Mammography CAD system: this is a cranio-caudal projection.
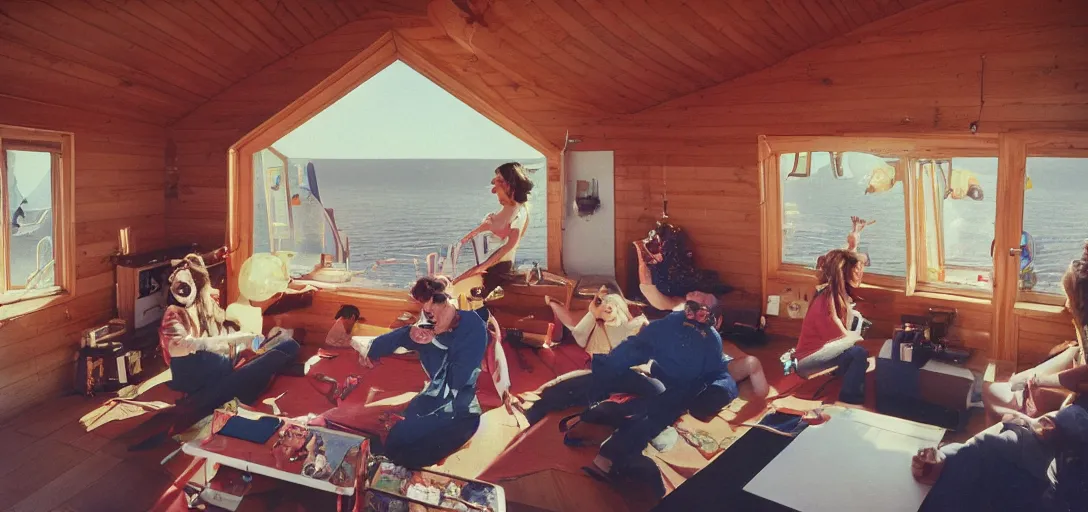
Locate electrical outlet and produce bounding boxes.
[766,295,781,316]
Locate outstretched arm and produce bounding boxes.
[545,296,579,329]
[459,214,493,245]
[634,241,685,311]
[846,216,875,252]
[161,308,258,358]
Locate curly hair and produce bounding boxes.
[496,162,534,204]
[410,276,448,303]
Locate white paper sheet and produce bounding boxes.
[743,409,944,512]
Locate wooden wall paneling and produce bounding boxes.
[170,16,401,251]
[0,96,168,422]
[590,0,1088,364]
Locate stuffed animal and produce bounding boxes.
[547,285,648,356]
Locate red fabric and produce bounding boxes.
[795,293,844,360]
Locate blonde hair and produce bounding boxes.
[1063,241,1088,362]
[817,249,861,327]
[590,286,635,326]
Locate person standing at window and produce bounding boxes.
[458,162,534,298]
[794,249,870,404]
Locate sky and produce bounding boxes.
[273,60,543,160]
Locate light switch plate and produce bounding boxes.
[766,295,781,316]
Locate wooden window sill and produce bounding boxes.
[0,290,72,322]
[1013,301,1067,316]
[289,279,411,302]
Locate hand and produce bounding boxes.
[911,447,944,485]
[359,355,375,369]
[850,216,875,233]
[1010,375,1034,392]
[409,325,436,344]
[237,333,263,348]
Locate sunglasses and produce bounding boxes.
[683,300,720,326]
[412,292,449,305]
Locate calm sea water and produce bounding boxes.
[782,155,1088,295]
[253,158,549,289]
[6,156,1085,298]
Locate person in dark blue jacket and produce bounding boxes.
[358,276,489,468]
[522,292,738,496]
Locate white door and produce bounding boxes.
[562,151,615,278]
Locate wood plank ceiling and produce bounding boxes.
[0,0,929,128]
[0,0,429,125]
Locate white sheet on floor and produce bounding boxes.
[743,408,945,512]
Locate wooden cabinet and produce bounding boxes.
[114,245,226,332]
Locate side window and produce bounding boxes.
[0,129,71,305]
[916,157,998,291]
[1021,157,1088,295]
[780,151,907,277]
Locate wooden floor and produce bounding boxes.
[0,335,1001,512]
[0,394,175,512]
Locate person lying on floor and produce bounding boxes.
[985,242,1087,422]
[791,248,870,404]
[634,246,769,398]
[545,285,648,357]
[911,403,1088,511]
[352,276,489,468]
[160,253,300,414]
[521,292,740,497]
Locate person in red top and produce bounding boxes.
[795,249,869,404]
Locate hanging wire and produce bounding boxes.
[661,162,669,221]
[970,54,986,133]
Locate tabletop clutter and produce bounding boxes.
[182,406,506,511]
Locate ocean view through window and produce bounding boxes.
[771,136,1088,303]
[248,60,547,290]
[780,151,906,277]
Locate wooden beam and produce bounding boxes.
[992,133,1027,363]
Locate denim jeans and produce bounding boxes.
[184,337,300,412]
[798,340,867,403]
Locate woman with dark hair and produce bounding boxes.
[985,241,1088,421]
[458,162,534,297]
[792,248,870,404]
[352,276,489,468]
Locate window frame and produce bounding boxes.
[1016,133,1088,306]
[761,134,999,300]
[0,124,75,308]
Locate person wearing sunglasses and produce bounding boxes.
[634,248,770,400]
[521,291,740,497]
[351,276,489,468]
